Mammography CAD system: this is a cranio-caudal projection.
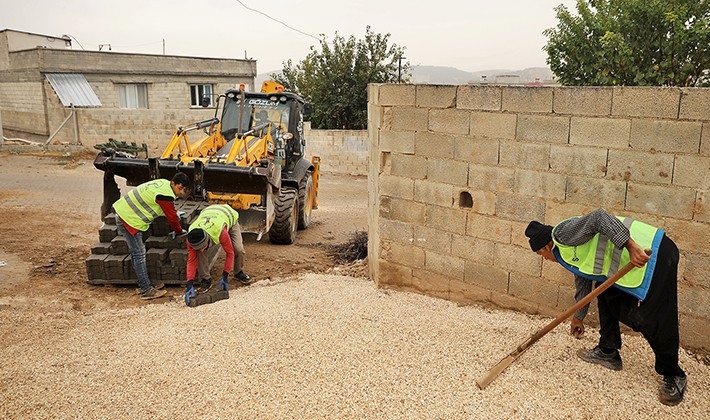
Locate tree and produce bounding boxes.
[271,26,409,129]
[543,0,710,86]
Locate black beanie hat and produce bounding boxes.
[524,221,553,252]
[187,228,208,250]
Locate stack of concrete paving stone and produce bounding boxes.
[85,200,212,286]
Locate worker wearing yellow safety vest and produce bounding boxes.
[525,208,686,406]
[113,173,189,300]
[184,204,251,301]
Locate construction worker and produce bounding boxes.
[184,204,251,302]
[113,173,189,300]
[524,208,686,406]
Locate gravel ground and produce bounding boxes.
[1,273,709,419]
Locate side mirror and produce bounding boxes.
[201,96,211,108]
[303,103,312,116]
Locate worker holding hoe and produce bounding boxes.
[184,204,251,304]
[525,208,687,406]
[113,172,189,300]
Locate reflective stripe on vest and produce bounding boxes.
[188,204,239,244]
[113,179,175,232]
[552,216,664,300]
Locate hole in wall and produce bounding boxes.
[459,191,473,208]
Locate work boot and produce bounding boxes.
[141,287,167,300]
[659,374,687,406]
[197,278,212,293]
[235,271,252,285]
[135,281,165,294]
[576,346,622,371]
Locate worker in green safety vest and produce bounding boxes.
[184,204,251,301]
[113,172,189,300]
[525,208,686,406]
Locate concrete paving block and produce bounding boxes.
[110,236,129,254]
[91,242,111,255]
[187,290,229,307]
[99,224,118,242]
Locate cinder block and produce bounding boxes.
[570,116,630,149]
[415,85,457,109]
[378,84,415,106]
[508,272,560,307]
[423,250,464,280]
[415,132,455,160]
[630,119,701,154]
[456,85,502,111]
[626,183,695,219]
[468,164,514,193]
[499,141,550,170]
[516,114,570,144]
[612,86,680,118]
[379,175,414,200]
[425,205,467,234]
[413,180,454,206]
[553,86,613,116]
[470,111,516,140]
[502,86,553,113]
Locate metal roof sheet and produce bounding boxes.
[45,73,102,107]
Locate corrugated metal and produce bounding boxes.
[45,73,102,107]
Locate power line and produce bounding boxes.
[233,0,320,42]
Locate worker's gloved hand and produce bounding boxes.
[217,271,229,291]
[169,229,188,240]
[177,211,186,219]
[570,317,585,339]
[184,280,196,305]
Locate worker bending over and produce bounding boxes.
[525,208,686,406]
[185,204,251,301]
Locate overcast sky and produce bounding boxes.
[0,0,577,74]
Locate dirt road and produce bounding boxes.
[0,151,368,310]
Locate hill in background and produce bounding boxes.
[256,65,555,87]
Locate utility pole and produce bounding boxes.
[398,56,406,83]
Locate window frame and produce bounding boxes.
[118,83,148,109]
[190,83,214,108]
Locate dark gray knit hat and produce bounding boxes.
[524,221,553,252]
[187,228,209,250]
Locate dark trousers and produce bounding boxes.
[597,235,684,377]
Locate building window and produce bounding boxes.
[118,84,148,109]
[191,84,213,107]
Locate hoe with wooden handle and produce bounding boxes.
[475,249,651,390]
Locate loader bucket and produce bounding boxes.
[94,153,280,234]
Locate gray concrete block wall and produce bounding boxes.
[305,123,368,175]
[368,83,710,352]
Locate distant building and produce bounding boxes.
[495,74,521,84]
[0,29,256,149]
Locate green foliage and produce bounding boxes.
[270,26,409,129]
[544,0,710,86]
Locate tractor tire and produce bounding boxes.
[297,172,313,230]
[268,187,298,244]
